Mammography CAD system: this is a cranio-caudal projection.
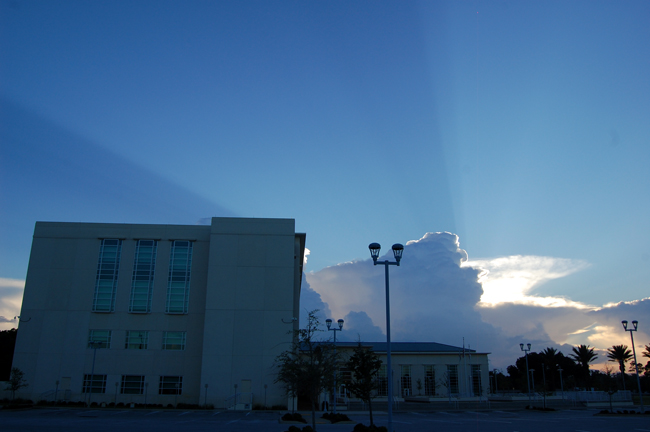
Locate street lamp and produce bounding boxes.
[326,318,344,414]
[622,320,645,413]
[520,343,532,404]
[558,367,564,400]
[369,242,403,432]
[530,369,536,401]
[87,340,102,406]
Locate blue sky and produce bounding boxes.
[1,1,649,367]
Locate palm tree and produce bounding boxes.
[541,347,561,390]
[643,344,650,360]
[606,345,632,391]
[570,345,597,389]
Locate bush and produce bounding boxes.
[301,426,314,432]
[322,412,351,423]
[353,423,387,432]
[287,426,302,432]
[282,412,306,423]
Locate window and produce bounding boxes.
[88,330,111,348]
[424,365,435,396]
[130,240,157,313]
[400,365,412,397]
[125,331,148,349]
[83,374,106,393]
[377,364,387,396]
[121,375,145,394]
[471,364,482,396]
[93,239,122,312]
[162,331,186,350]
[166,241,192,314]
[447,365,459,394]
[159,376,182,395]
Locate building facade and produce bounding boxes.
[12,218,306,408]
[335,342,490,403]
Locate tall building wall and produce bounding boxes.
[12,218,305,408]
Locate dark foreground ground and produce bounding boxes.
[1,407,649,432]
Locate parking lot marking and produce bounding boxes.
[178,411,192,416]
[145,410,160,415]
[212,411,221,416]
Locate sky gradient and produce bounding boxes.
[1,1,649,369]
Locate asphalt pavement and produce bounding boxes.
[1,407,649,432]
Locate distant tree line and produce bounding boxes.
[0,328,17,381]
[500,343,650,394]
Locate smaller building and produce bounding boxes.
[334,342,490,403]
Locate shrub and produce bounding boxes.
[282,412,306,423]
[301,426,314,432]
[322,412,351,423]
[287,426,301,432]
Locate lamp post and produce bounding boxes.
[558,367,564,400]
[87,340,102,406]
[622,320,645,413]
[326,318,344,414]
[520,343,532,404]
[369,242,404,432]
[530,369,536,401]
[204,383,208,407]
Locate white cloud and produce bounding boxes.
[0,278,24,330]
[303,232,649,370]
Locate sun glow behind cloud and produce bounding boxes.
[467,255,591,308]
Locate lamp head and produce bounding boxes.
[632,320,638,330]
[337,319,344,330]
[392,243,404,264]
[325,318,332,329]
[520,343,524,351]
[527,343,531,351]
[622,320,628,330]
[369,243,381,263]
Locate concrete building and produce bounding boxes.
[12,217,306,408]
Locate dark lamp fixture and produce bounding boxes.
[622,320,628,330]
[392,243,404,263]
[369,243,381,262]
[326,319,332,329]
[337,319,344,329]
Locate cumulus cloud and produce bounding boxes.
[306,232,507,356]
[0,278,24,330]
[302,232,649,370]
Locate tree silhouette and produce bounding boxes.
[275,310,338,431]
[344,341,382,426]
[570,345,597,389]
[606,345,632,391]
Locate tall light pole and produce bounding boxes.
[520,343,532,404]
[87,340,102,406]
[369,242,404,432]
[326,318,344,413]
[622,320,645,413]
[558,367,564,400]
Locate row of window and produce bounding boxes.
[374,364,482,397]
[93,239,193,314]
[83,374,182,395]
[88,330,186,351]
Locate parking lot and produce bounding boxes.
[1,408,649,432]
